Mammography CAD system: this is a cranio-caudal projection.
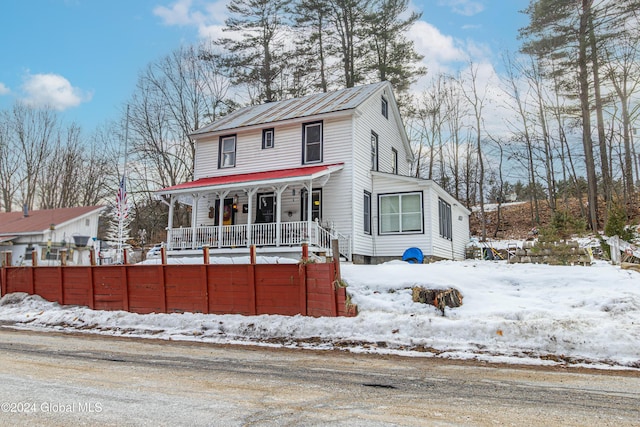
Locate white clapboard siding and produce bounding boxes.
[194,115,353,179]
[424,182,471,260]
[350,83,414,257]
[183,82,470,262]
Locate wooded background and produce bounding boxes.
[1,0,638,244]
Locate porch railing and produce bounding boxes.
[167,221,351,260]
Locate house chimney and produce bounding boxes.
[23,204,28,218]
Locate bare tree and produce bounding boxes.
[0,111,20,211]
[10,103,57,210]
[461,63,489,240]
[603,32,640,211]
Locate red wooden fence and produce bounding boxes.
[0,262,357,317]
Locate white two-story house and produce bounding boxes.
[157,81,470,263]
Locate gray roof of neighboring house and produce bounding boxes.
[192,81,391,135]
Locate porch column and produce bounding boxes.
[191,193,199,249]
[167,195,175,249]
[217,190,230,249]
[245,188,258,247]
[306,179,313,243]
[274,185,287,247]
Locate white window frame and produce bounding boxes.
[378,192,423,234]
[262,128,274,149]
[219,135,236,168]
[381,96,389,119]
[391,148,398,174]
[364,191,372,235]
[371,131,378,171]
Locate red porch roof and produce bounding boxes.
[158,163,344,194]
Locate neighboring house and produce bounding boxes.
[0,206,104,266]
[157,81,470,263]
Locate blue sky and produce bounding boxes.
[0,0,529,132]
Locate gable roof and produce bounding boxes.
[0,206,104,236]
[193,81,391,136]
[158,163,344,196]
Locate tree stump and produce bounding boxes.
[412,287,463,315]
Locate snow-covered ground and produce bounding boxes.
[1,258,638,371]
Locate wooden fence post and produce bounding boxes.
[331,239,341,283]
[1,258,6,296]
[60,250,67,266]
[32,250,38,267]
[249,245,257,315]
[122,265,129,312]
[160,265,167,313]
[203,246,210,265]
[299,263,307,316]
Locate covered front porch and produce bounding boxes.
[157,163,351,261]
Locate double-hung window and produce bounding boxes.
[219,135,236,168]
[371,131,378,171]
[262,128,274,149]
[381,96,389,119]
[378,192,422,234]
[303,121,322,164]
[438,198,452,240]
[391,148,398,174]
[363,191,372,235]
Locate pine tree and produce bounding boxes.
[216,0,292,103]
[363,0,426,93]
[292,0,334,94]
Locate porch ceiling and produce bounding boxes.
[157,163,344,196]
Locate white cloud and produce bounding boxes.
[438,0,485,16]
[408,20,468,76]
[154,0,228,40]
[0,82,9,95]
[21,73,91,110]
[153,0,196,26]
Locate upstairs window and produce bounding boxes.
[219,135,236,168]
[303,121,322,164]
[391,148,398,174]
[262,128,274,149]
[381,96,388,119]
[371,131,379,171]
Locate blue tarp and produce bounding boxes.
[402,247,424,264]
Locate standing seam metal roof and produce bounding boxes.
[192,81,390,135]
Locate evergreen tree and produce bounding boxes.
[520,0,599,231]
[216,0,292,103]
[325,0,371,88]
[292,0,334,94]
[363,0,426,93]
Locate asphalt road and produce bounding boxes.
[0,327,638,426]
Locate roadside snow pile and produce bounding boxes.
[0,260,638,370]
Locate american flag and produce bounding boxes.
[115,174,129,218]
